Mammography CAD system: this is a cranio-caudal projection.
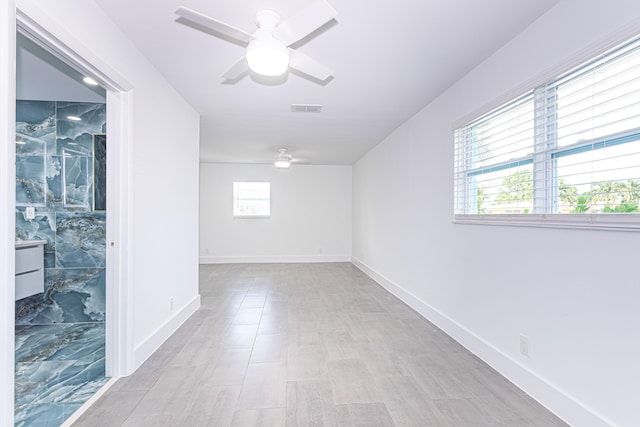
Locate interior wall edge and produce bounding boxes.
[350,257,613,427]
[0,1,16,426]
[132,294,201,373]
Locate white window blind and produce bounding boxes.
[233,181,270,217]
[454,34,640,225]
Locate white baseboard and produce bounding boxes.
[351,256,612,427]
[133,294,200,370]
[199,254,351,264]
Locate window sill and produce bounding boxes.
[453,214,640,231]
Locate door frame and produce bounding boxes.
[14,5,135,378]
[0,1,17,426]
[3,4,136,423]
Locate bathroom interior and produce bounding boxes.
[14,32,108,426]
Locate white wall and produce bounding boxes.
[11,0,200,383]
[0,1,16,426]
[200,163,352,263]
[352,1,640,426]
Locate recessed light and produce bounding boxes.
[67,116,82,121]
[83,76,98,86]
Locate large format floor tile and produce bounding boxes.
[74,263,567,426]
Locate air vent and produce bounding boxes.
[291,104,322,113]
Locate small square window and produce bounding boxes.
[233,181,270,217]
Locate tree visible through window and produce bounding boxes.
[455,34,640,220]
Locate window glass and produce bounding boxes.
[454,33,640,222]
[554,140,640,213]
[469,164,534,214]
[233,182,270,217]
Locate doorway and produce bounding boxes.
[6,7,133,426]
[14,31,108,425]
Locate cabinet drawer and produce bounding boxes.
[16,245,44,274]
[15,269,44,300]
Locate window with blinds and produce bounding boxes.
[454,34,640,227]
[233,181,271,217]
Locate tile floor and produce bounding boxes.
[15,322,108,426]
[74,263,567,426]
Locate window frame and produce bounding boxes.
[453,34,640,232]
[232,181,271,219]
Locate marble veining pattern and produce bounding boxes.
[63,155,91,208]
[15,211,56,268]
[56,102,106,156]
[15,323,108,427]
[55,213,106,268]
[46,155,63,208]
[15,100,55,156]
[15,99,107,426]
[16,268,105,325]
[16,156,46,206]
[16,100,107,326]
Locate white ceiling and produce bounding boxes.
[93,0,559,165]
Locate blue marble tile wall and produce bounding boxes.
[15,100,107,326]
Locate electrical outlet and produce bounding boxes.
[169,297,174,312]
[519,335,530,357]
[25,206,35,220]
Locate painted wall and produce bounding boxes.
[352,1,640,426]
[200,163,352,263]
[13,0,201,376]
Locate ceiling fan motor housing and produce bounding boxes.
[255,10,281,31]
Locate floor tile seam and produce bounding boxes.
[398,358,515,400]
[234,338,258,409]
[198,265,565,425]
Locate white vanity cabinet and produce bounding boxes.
[15,240,46,300]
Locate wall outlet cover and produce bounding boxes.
[25,206,35,220]
[519,335,530,357]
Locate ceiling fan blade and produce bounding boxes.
[175,7,253,44]
[274,0,337,46]
[288,49,332,81]
[221,57,249,80]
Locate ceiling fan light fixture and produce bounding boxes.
[175,3,337,82]
[275,148,292,168]
[246,33,290,77]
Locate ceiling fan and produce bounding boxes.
[175,1,337,82]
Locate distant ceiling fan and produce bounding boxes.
[175,1,337,82]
